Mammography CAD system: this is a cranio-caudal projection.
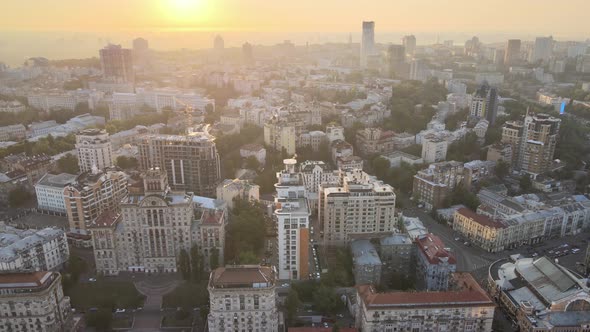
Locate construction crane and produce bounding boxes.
[172,96,194,134]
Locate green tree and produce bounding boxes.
[237,251,258,264]
[244,156,260,170]
[190,245,204,282]
[116,156,139,170]
[372,156,390,179]
[520,175,533,192]
[8,187,33,208]
[495,160,510,179]
[86,309,113,332]
[285,289,301,324]
[312,285,342,315]
[57,153,79,174]
[209,248,220,270]
[178,249,191,280]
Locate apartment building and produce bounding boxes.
[0,100,26,113]
[415,233,457,291]
[138,133,221,197]
[330,139,354,166]
[413,161,464,210]
[0,124,26,141]
[502,113,561,175]
[194,209,225,270]
[299,160,338,212]
[319,169,397,246]
[356,127,396,156]
[351,239,382,285]
[263,117,296,156]
[356,273,495,332]
[64,168,128,233]
[274,159,310,280]
[10,154,53,185]
[216,179,259,210]
[0,224,69,272]
[421,134,448,163]
[207,265,279,332]
[99,44,134,83]
[75,128,114,173]
[0,272,77,332]
[35,173,77,214]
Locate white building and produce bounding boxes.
[0,124,26,142]
[75,128,114,173]
[326,125,345,143]
[299,161,338,212]
[0,224,69,272]
[421,134,448,163]
[216,179,260,210]
[264,118,296,156]
[35,173,77,214]
[319,169,397,246]
[239,144,266,165]
[207,265,279,332]
[274,159,310,280]
[381,151,423,168]
[0,271,77,332]
[0,100,26,113]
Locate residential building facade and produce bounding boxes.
[75,128,114,173]
[415,233,457,291]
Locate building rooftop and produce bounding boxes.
[240,143,265,152]
[36,172,77,188]
[415,233,456,265]
[0,225,65,262]
[380,234,412,246]
[89,211,121,228]
[209,265,276,289]
[200,209,224,226]
[456,208,506,229]
[0,271,55,289]
[351,239,382,266]
[357,273,493,309]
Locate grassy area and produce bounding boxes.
[161,311,193,328]
[111,314,134,329]
[67,280,145,310]
[162,282,208,309]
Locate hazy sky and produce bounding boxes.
[0,0,589,66]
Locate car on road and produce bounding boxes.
[281,283,289,287]
[115,309,125,313]
[532,253,538,257]
[455,237,460,241]
[88,278,96,282]
[463,242,470,246]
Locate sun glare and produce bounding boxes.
[164,0,206,24]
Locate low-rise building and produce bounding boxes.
[336,155,364,171]
[379,234,414,279]
[486,142,512,163]
[356,273,495,331]
[0,224,69,272]
[0,271,77,332]
[489,255,590,332]
[415,233,456,291]
[0,124,26,142]
[351,239,382,286]
[413,161,464,210]
[463,160,496,189]
[35,173,77,214]
[208,265,279,332]
[0,100,26,113]
[216,179,259,209]
[356,127,396,156]
[381,151,423,168]
[239,144,266,165]
[330,139,354,166]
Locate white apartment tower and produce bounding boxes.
[360,21,375,68]
[274,159,310,280]
[75,128,114,173]
[319,169,397,246]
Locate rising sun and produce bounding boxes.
[165,0,206,23]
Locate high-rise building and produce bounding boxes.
[413,161,464,210]
[132,37,149,53]
[75,128,114,173]
[469,83,499,125]
[64,169,128,233]
[387,44,406,77]
[319,169,397,246]
[0,224,70,273]
[0,271,79,331]
[360,21,375,68]
[207,265,279,332]
[99,44,134,83]
[274,159,310,280]
[35,173,77,214]
[402,35,416,56]
[409,58,428,81]
[501,113,561,175]
[530,36,554,63]
[504,39,521,65]
[242,42,254,63]
[213,35,224,50]
[138,133,221,197]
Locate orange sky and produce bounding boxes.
[0,0,589,39]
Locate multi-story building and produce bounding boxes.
[387,44,406,77]
[502,113,560,175]
[274,159,310,280]
[469,83,499,125]
[11,154,53,185]
[0,100,26,113]
[360,21,375,68]
[415,233,456,291]
[0,124,26,141]
[138,133,221,197]
[90,168,196,275]
[463,160,496,189]
[0,271,77,332]
[35,173,77,214]
[413,161,464,210]
[330,139,354,166]
[489,255,590,332]
[402,35,416,56]
[99,44,134,83]
[207,265,279,332]
[299,160,338,212]
[263,117,296,156]
[75,128,114,173]
[356,273,494,332]
[529,36,553,63]
[421,134,448,163]
[378,234,414,280]
[486,142,512,163]
[504,39,521,65]
[0,224,69,272]
[216,179,260,210]
[351,239,382,286]
[194,208,225,270]
[64,168,128,233]
[239,144,266,165]
[453,207,545,253]
[326,124,345,143]
[319,169,397,246]
[356,127,396,156]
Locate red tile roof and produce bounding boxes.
[357,273,494,309]
[456,208,507,229]
[201,209,224,226]
[416,234,456,265]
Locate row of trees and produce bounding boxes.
[0,134,76,159]
[224,199,269,264]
